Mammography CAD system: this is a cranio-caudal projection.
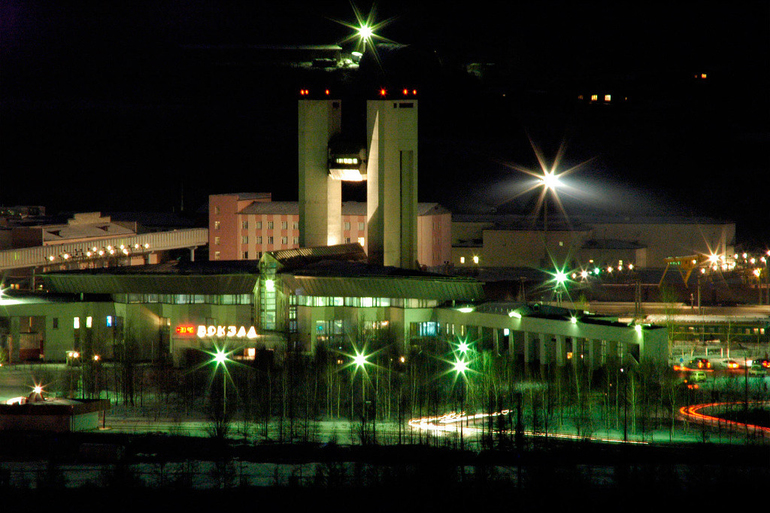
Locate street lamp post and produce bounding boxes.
[213,348,229,419]
[352,350,371,443]
[453,357,468,450]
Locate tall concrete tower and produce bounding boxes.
[366,92,418,269]
[297,88,418,270]
[298,95,343,247]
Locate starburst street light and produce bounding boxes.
[498,137,595,237]
[331,3,397,68]
[209,345,234,418]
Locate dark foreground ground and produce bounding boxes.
[1,428,768,511]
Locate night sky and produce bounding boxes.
[1,1,768,244]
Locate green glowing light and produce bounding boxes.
[453,359,468,374]
[353,351,368,368]
[213,349,228,366]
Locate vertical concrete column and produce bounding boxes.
[327,179,342,246]
[523,331,534,363]
[298,98,342,248]
[366,97,418,269]
[555,335,566,367]
[538,336,548,365]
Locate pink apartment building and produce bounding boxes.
[209,193,451,268]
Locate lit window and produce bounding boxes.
[357,237,365,247]
[604,94,611,102]
[590,94,598,102]
[73,317,80,329]
[473,256,479,264]
[214,221,221,230]
[460,256,466,264]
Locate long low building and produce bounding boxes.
[0,245,669,368]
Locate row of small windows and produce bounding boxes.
[213,220,300,230]
[242,236,299,245]
[290,296,439,309]
[114,294,253,305]
[344,222,366,231]
[242,221,299,230]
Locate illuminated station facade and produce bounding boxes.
[0,88,668,369]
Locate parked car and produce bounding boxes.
[682,370,708,389]
[690,358,711,370]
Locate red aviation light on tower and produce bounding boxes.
[376,87,417,99]
[299,88,336,99]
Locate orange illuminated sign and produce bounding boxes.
[175,324,258,340]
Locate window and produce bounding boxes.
[214,206,220,215]
[345,237,351,243]
[460,256,465,264]
[268,236,274,244]
[53,318,59,329]
[293,237,299,245]
[256,236,263,244]
[344,222,351,231]
[358,222,365,231]
[357,237,365,247]
[473,256,479,264]
[242,220,248,229]
[256,221,262,229]
[243,252,249,259]
[604,94,611,102]
[292,222,299,230]
[214,251,221,260]
[214,237,220,245]
[281,221,288,229]
[267,221,274,229]
[281,237,288,245]
[242,236,248,244]
[214,221,221,230]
